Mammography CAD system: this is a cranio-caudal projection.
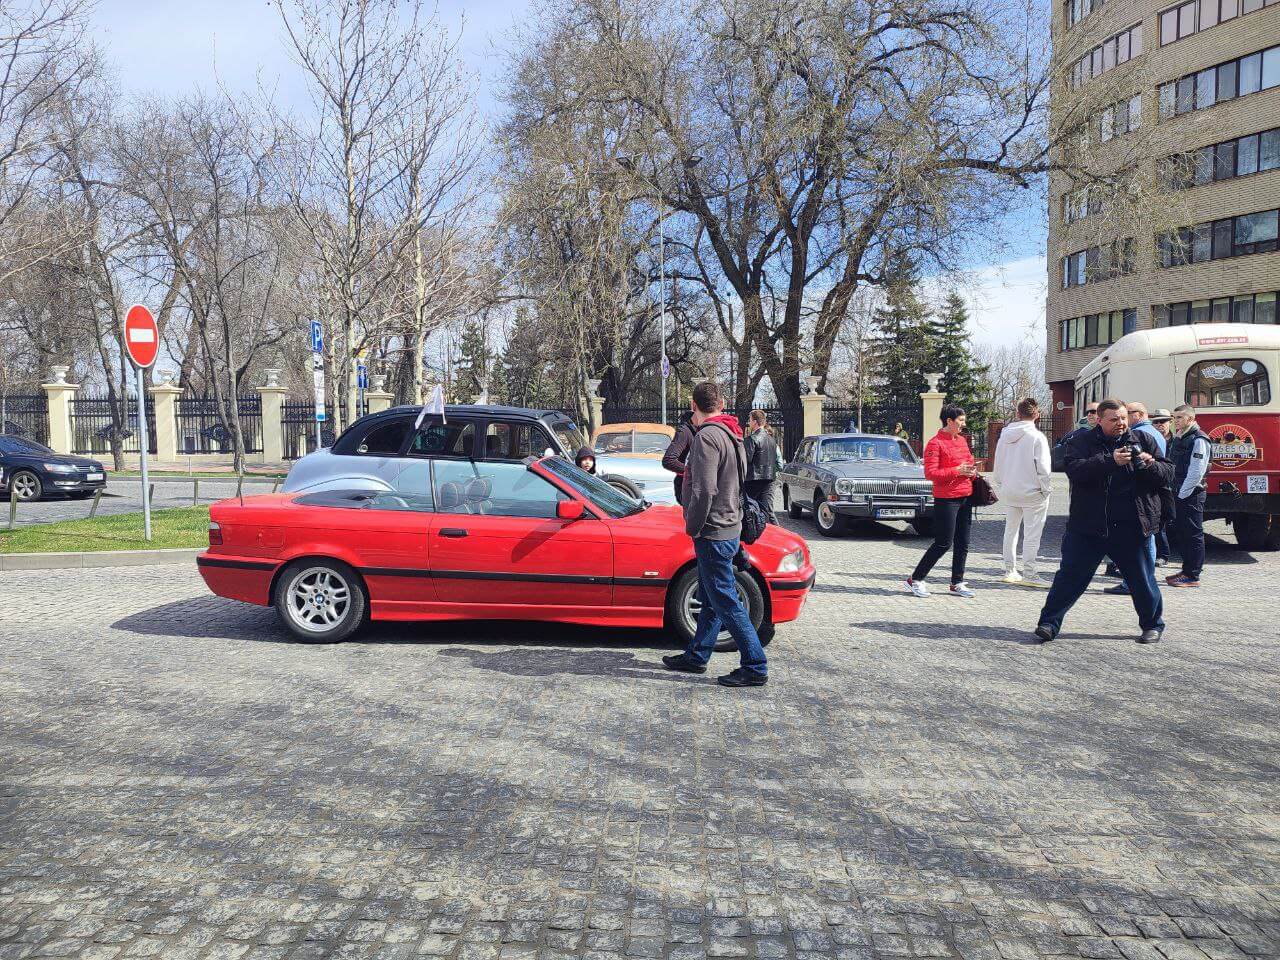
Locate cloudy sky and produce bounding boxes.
[91,0,1048,350]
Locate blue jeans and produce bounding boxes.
[685,537,767,674]
[1040,528,1165,633]
[1119,534,1157,591]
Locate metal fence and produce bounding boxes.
[282,400,335,459]
[176,395,263,454]
[823,403,925,452]
[1,394,49,444]
[70,394,157,455]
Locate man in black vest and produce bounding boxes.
[1033,399,1175,645]
[1166,403,1211,588]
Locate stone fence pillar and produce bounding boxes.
[920,374,946,439]
[150,378,182,461]
[586,379,604,436]
[41,368,78,455]
[801,378,825,438]
[258,371,289,464]
[365,391,395,414]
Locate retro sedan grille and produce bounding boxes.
[843,479,896,495]
[895,479,933,496]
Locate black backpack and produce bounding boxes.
[710,423,768,544]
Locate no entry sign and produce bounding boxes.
[124,304,159,369]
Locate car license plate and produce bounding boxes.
[875,508,914,519]
[87,472,104,481]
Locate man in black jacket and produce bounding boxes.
[662,411,697,506]
[1033,399,1175,645]
[1052,402,1099,472]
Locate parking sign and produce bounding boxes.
[310,320,324,354]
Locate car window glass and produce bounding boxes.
[365,461,435,512]
[548,420,585,456]
[633,432,670,454]
[820,438,905,462]
[409,421,474,458]
[1185,357,1271,406]
[433,460,565,518]
[540,457,640,519]
[483,422,545,461]
[356,420,410,455]
[595,431,632,454]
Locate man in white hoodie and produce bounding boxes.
[994,398,1054,587]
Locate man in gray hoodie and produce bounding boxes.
[994,398,1054,587]
[662,381,768,687]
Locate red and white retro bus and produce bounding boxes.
[1075,323,1280,550]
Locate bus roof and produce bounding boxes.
[1078,324,1280,381]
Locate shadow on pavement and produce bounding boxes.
[110,596,678,650]
[435,645,692,681]
[851,618,1122,645]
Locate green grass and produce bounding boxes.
[0,506,210,554]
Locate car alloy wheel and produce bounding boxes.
[667,566,768,653]
[275,560,367,643]
[10,470,41,502]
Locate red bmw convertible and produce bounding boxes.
[198,455,815,644]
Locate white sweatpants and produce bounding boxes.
[1002,499,1051,576]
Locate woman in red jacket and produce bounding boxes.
[908,404,979,598]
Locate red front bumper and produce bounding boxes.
[764,567,816,624]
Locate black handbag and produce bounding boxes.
[969,473,998,507]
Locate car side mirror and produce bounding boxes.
[556,500,586,522]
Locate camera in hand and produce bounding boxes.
[1128,443,1144,467]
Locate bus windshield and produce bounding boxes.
[1186,357,1272,406]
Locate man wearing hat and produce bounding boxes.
[1151,409,1174,564]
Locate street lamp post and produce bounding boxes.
[659,197,667,426]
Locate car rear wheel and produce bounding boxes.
[274,559,367,643]
[666,565,770,652]
[784,486,804,519]
[601,474,643,500]
[1234,512,1280,551]
[9,470,42,502]
[814,495,847,536]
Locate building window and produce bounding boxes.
[1159,0,1278,45]
[1058,309,1135,352]
[1158,208,1280,266]
[1157,42,1280,119]
[1065,0,1103,29]
[1071,23,1143,88]
[1154,290,1280,327]
[1062,239,1136,287]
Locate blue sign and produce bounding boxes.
[357,364,368,389]
[310,320,323,353]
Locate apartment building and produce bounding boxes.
[1046,0,1280,417]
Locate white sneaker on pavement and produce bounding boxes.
[1019,575,1052,589]
[949,582,975,598]
[1002,570,1023,584]
[906,579,930,598]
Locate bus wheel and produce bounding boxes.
[1234,513,1280,551]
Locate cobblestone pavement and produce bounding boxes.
[2,493,1278,960]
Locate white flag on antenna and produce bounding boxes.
[413,384,447,430]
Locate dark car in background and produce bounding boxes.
[778,433,934,537]
[0,435,106,502]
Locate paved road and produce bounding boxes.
[1,497,1277,960]
[3,478,279,528]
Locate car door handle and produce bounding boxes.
[439,528,468,538]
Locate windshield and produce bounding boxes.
[818,437,912,463]
[539,456,645,519]
[548,419,587,457]
[594,430,671,455]
[0,436,54,456]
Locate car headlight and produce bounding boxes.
[834,478,852,495]
[777,548,804,574]
[43,463,79,473]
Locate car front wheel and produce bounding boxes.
[666,565,769,652]
[274,559,368,643]
[601,473,643,500]
[9,470,42,502]
[814,495,847,536]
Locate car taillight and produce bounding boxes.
[208,521,223,545]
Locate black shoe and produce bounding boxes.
[1103,584,1130,595]
[662,654,706,674]
[716,668,767,687]
[1136,629,1162,645]
[1103,564,1121,578]
[1031,623,1057,644]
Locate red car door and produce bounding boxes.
[427,459,613,611]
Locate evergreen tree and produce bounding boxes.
[454,318,492,402]
[868,254,934,401]
[929,293,996,430]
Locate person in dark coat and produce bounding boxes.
[1033,399,1175,646]
[662,411,697,505]
[575,447,597,474]
[742,409,779,524]
[1052,402,1100,472]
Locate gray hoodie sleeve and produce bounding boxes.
[683,432,716,538]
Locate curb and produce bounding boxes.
[0,548,202,571]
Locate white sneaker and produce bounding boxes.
[949,582,975,598]
[1002,570,1023,584]
[906,579,930,598]
[1020,575,1052,589]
